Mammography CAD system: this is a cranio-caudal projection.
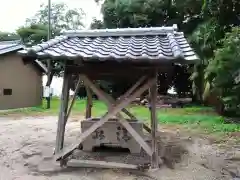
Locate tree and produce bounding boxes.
[202,0,240,26]
[25,3,85,30]
[0,32,20,41]
[205,27,240,116]
[101,0,203,32]
[17,2,85,76]
[189,19,223,102]
[90,18,104,29]
[17,24,49,45]
[18,2,85,46]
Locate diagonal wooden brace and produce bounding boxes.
[82,75,153,156]
[66,75,81,121]
[82,75,145,119]
[82,75,152,133]
[55,76,155,160]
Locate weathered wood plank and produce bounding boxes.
[116,114,153,156]
[66,75,81,120]
[66,64,172,79]
[55,67,70,154]
[143,124,152,134]
[85,86,92,119]
[67,159,138,169]
[116,76,146,103]
[149,72,159,168]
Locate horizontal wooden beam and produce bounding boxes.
[67,159,138,169]
[66,63,172,76]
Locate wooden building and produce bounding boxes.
[19,25,198,170]
[0,40,47,110]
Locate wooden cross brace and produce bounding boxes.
[55,74,155,160]
[81,75,152,156]
[64,75,151,134]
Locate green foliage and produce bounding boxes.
[101,0,203,30]
[90,18,104,29]
[0,32,20,41]
[188,19,224,102]
[206,27,240,116]
[18,2,85,46]
[189,19,223,61]
[25,3,85,31]
[202,0,240,26]
[189,0,240,109]
[17,24,49,45]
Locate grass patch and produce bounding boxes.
[0,98,239,135]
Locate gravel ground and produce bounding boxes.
[0,116,239,180]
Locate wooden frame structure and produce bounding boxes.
[18,25,199,170]
[54,62,161,169]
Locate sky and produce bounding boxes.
[0,0,102,32]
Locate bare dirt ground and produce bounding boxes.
[0,116,239,180]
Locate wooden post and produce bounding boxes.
[150,72,159,169]
[66,76,81,121]
[55,66,70,154]
[85,86,92,119]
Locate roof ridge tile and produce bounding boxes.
[63,25,178,37]
[28,35,68,53]
[167,33,183,58]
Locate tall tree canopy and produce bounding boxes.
[101,0,203,33]
[17,2,85,46]
[189,0,240,107]
[204,27,240,116]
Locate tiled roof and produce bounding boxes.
[18,25,199,64]
[0,40,23,55]
[0,40,47,73]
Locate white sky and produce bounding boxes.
[0,0,102,32]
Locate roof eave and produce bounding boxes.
[18,50,48,73]
[17,50,199,65]
[0,45,24,55]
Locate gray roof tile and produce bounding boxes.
[18,25,199,64]
[0,40,24,55]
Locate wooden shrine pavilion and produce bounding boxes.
[18,24,199,170]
